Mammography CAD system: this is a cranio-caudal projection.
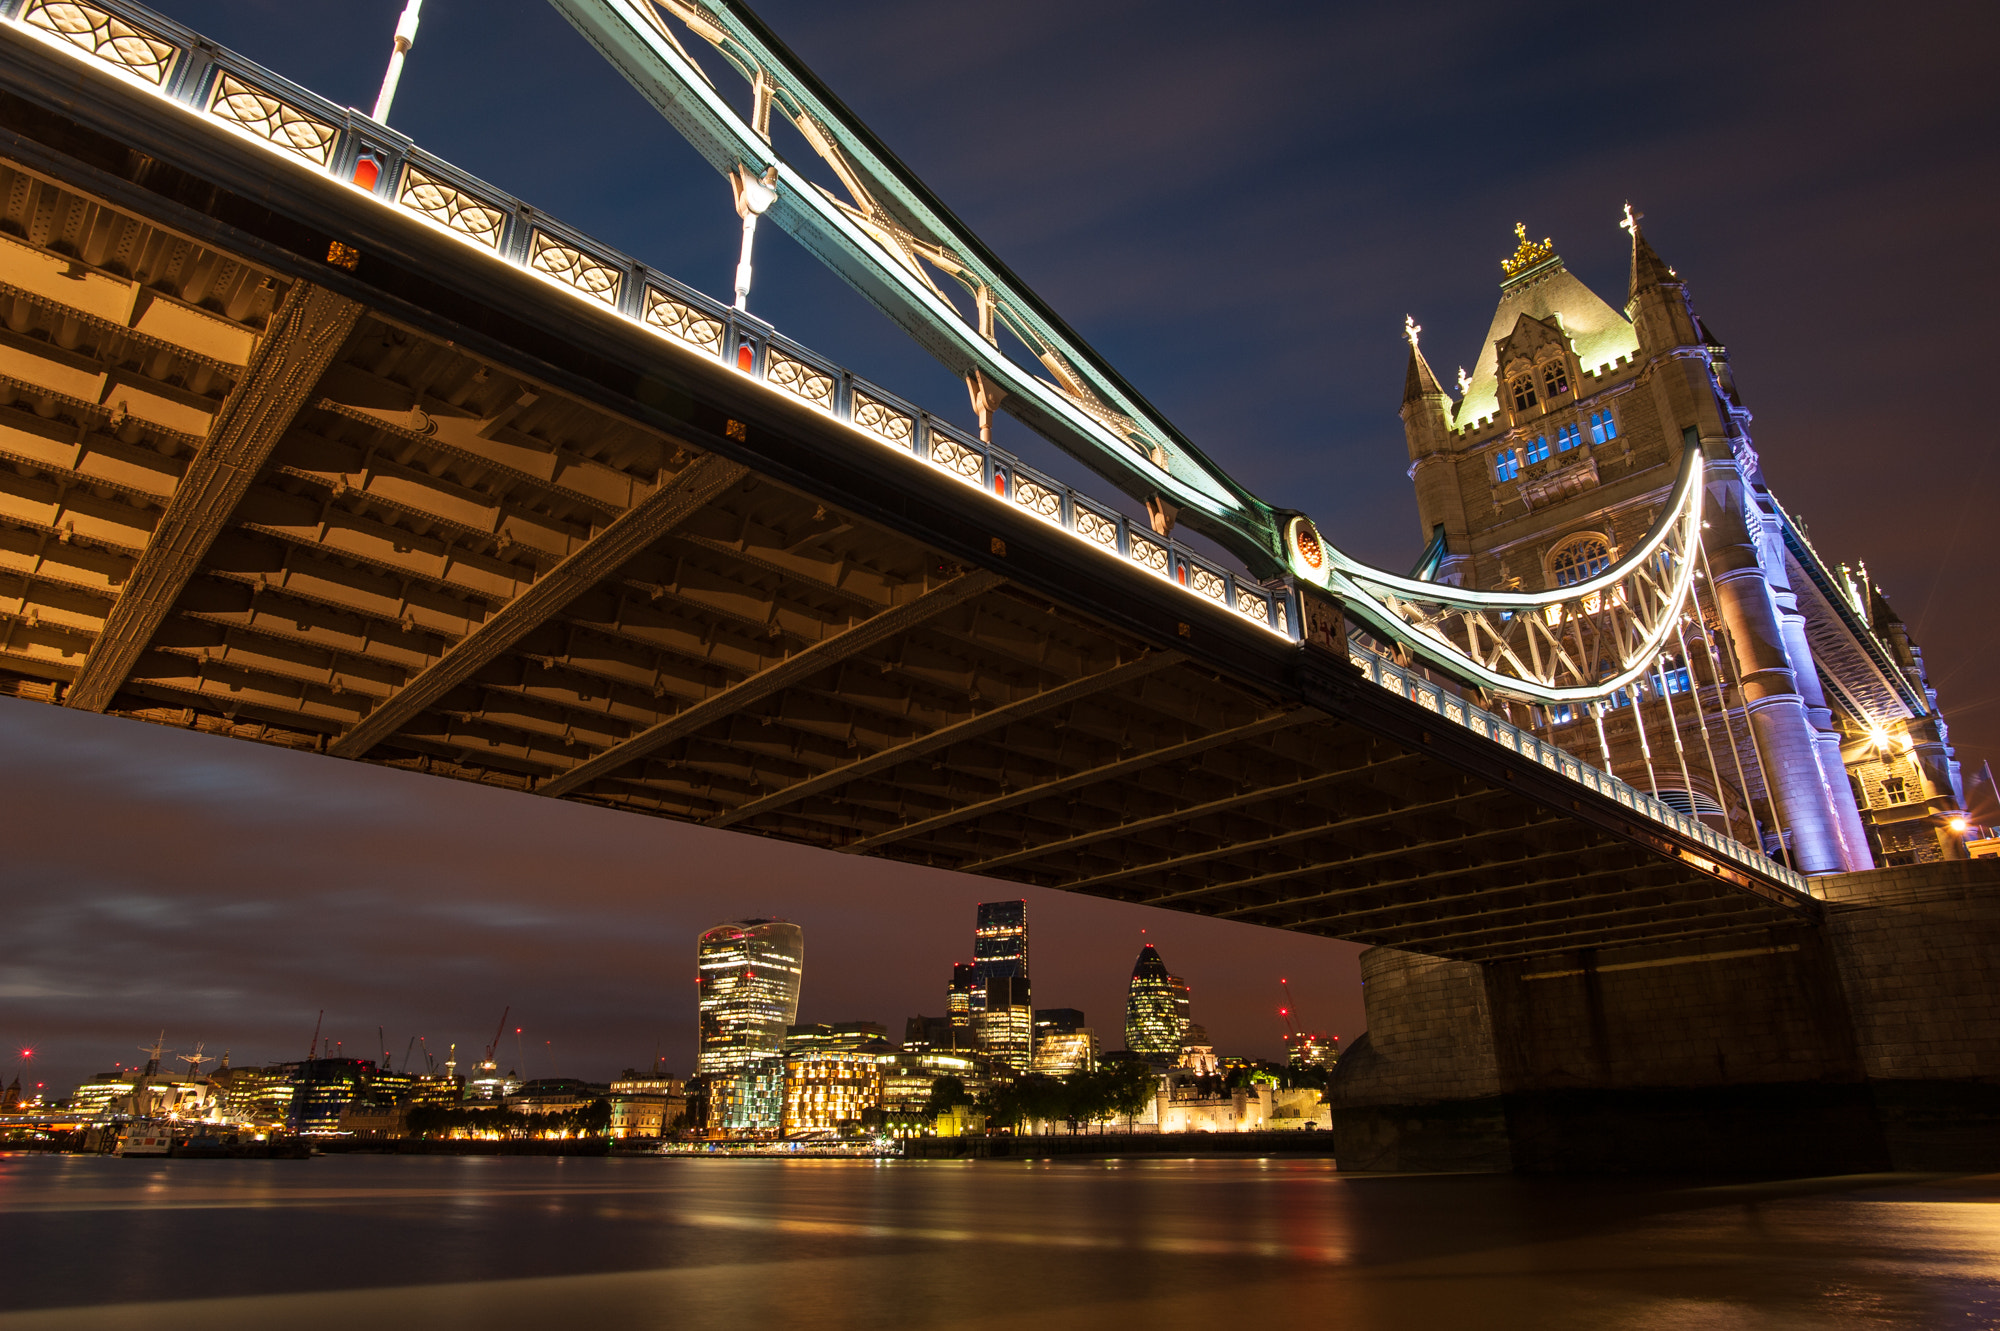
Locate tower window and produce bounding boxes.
[1509,376,1538,411]
[1543,362,1570,397]
[1524,435,1550,465]
[1494,448,1521,482]
[1555,423,1582,452]
[1550,533,1611,586]
[1880,775,1908,805]
[1588,409,1618,444]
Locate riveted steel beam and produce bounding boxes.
[842,708,1313,854]
[329,453,749,759]
[709,650,1182,829]
[66,283,362,712]
[538,569,1006,799]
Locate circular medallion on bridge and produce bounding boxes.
[1289,517,1325,572]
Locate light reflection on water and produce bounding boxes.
[1,1155,1996,1329]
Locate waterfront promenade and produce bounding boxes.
[2,1155,1994,1327]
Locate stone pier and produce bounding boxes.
[1329,859,2000,1173]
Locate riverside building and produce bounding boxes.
[696,918,804,1135]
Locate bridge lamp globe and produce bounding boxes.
[1949,817,1968,835]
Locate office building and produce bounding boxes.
[1033,1009,1099,1075]
[1126,944,1185,1058]
[781,1049,882,1137]
[697,918,805,1135]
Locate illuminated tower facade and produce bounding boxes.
[696,918,804,1134]
[947,962,976,1035]
[1125,945,1183,1059]
[970,901,1032,1070]
[1397,214,1972,870]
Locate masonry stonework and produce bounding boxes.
[1330,859,2000,1173]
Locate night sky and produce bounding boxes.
[4,0,1995,1099]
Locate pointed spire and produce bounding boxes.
[1622,202,1677,300]
[1401,314,1445,403]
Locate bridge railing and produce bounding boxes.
[3,0,1300,645]
[1348,649,1810,895]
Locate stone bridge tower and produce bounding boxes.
[1397,214,1968,872]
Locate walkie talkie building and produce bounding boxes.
[696,919,804,1134]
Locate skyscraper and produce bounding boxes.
[947,962,977,1035]
[972,901,1028,993]
[696,918,804,1135]
[971,901,1031,1071]
[1126,944,1185,1059]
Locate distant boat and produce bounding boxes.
[113,1122,172,1156]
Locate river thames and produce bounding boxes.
[3,1155,1996,1328]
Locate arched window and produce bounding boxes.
[1542,361,1570,397]
[1509,375,1537,411]
[1550,533,1611,586]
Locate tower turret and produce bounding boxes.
[1398,316,1467,562]
[1622,203,1701,354]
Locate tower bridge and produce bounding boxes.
[2,0,1995,1171]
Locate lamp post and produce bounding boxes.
[730,164,779,312]
[371,0,425,124]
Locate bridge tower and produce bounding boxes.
[1396,214,1969,873]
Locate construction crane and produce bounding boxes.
[485,1007,510,1065]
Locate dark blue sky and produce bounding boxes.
[4,0,1995,1095]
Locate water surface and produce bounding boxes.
[3,1154,1996,1328]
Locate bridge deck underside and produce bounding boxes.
[0,78,1813,963]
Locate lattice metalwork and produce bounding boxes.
[551,0,1281,563]
[397,165,507,249]
[1299,449,1706,704]
[643,287,724,353]
[22,0,177,84]
[1129,535,1169,577]
[1074,505,1119,550]
[208,74,339,166]
[1014,477,1061,522]
[765,349,833,410]
[927,431,983,484]
[851,391,911,445]
[528,229,621,303]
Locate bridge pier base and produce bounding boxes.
[1329,859,2000,1173]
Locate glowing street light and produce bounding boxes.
[730,163,779,313]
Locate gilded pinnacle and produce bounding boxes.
[1501,222,1556,278]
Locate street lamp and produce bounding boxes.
[730,163,779,313]
[371,0,424,124]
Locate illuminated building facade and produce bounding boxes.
[969,901,1031,1069]
[1284,1032,1339,1070]
[979,974,1034,1073]
[1033,1009,1099,1074]
[608,1068,686,1138]
[287,1059,379,1134]
[1125,945,1185,1058]
[1398,215,1974,870]
[781,1050,882,1136]
[697,918,804,1135]
[947,962,977,1035]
